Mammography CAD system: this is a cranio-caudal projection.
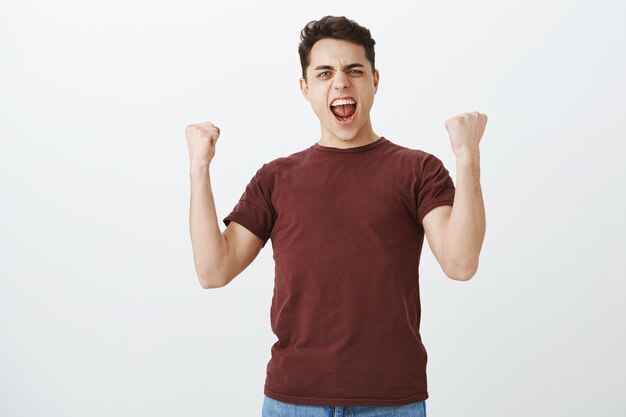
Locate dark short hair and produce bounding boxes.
[298,15,376,81]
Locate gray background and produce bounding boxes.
[1,0,625,416]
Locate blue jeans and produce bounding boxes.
[262,394,426,417]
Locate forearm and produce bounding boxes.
[189,165,229,288]
[444,153,486,279]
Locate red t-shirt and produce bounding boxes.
[223,136,455,407]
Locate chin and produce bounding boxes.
[336,133,358,141]
[334,126,362,141]
[325,120,357,136]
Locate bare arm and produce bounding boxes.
[189,166,264,288]
[430,111,488,280]
[422,156,485,281]
[186,122,264,289]
[189,166,229,288]
[442,155,485,279]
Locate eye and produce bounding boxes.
[350,70,363,75]
[318,71,330,77]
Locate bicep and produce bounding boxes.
[221,220,264,286]
[422,204,452,275]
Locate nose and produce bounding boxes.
[332,71,351,90]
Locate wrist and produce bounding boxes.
[190,164,210,176]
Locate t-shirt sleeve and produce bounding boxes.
[222,164,275,248]
[416,153,456,225]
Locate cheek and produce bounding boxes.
[310,96,329,113]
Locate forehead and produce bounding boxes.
[308,38,368,66]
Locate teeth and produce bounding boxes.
[331,98,356,106]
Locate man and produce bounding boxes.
[185,15,486,415]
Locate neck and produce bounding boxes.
[317,119,379,149]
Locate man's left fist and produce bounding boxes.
[444,111,488,157]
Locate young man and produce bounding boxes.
[186,15,486,415]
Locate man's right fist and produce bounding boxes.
[185,121,221,168]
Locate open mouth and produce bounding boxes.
[330,100,357,124]
[333,111,356,124]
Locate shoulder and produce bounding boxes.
[382,138,436,161]
[382,139,444,175]
[253,146,312,189]
[261,146,313,174]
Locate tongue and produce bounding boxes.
[331,104,356,118]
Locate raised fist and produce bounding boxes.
[185,121,221,168]
[444,111,487,157]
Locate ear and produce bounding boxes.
[373,69,380,93]
[299,77,309,101]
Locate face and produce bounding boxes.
[300,38,380,144]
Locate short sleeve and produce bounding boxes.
[223,164,275,248]
[416,153,456,224]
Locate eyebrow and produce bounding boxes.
[314,63,365,71]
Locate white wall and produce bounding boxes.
[1,0,624,416]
